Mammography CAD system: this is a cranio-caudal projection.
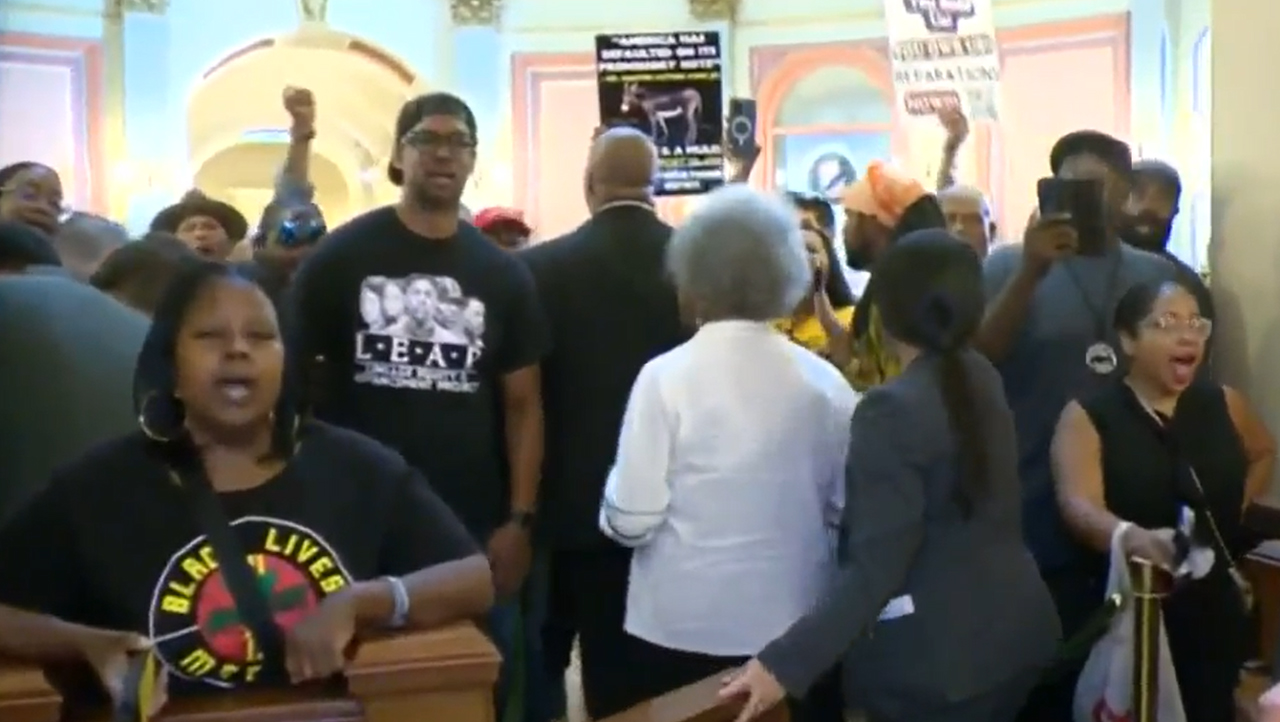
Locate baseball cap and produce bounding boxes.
[474,207,531,234]
[387,93,478,187]
[1049,130,1133,176]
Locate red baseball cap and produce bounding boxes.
[474,207,531,234]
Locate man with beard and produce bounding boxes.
[1122,159,1215,343]
[289,92,549,722]
[838,163,947,389]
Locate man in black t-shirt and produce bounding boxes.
[288,92,548,720]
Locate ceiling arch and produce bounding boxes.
[185,28,425,182]
[193,141,353,227]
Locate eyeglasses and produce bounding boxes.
[1144,315,1213,339]
[401,130,476,155]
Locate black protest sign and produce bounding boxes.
[595,31,724,196]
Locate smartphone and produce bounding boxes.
[726,98,758,155]
[1036,178,1107,255]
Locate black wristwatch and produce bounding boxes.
[511,510,536,530]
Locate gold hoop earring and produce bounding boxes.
[138,391,176,442]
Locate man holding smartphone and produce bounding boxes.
[974,130,1191,722]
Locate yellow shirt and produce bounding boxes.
[774,306,855,356]
[775,305,900,391]
[843,305,901,391]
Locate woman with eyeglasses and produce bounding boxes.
[0,261,492,714]
[0,162,65,235]
[1051,279,1275,722]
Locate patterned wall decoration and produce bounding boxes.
[0,32,106,213]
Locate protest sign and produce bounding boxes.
[885,0,1002,121]
[596,31,724,195]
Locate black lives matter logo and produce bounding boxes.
[147,517,353,689]
[903,0,975,33]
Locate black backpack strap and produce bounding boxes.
[149,439,288,682]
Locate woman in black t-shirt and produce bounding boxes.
[1052,279,1275,722]
[0,261,493,710]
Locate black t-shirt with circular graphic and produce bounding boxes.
[0,420,478,694]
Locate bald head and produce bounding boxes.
[937,184,996,258]
[586,127,659,209]
[938,184,991,216]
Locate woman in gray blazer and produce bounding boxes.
[722,228,1061,722]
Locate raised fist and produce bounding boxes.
[283,86,316,129]
[938,107,969,146]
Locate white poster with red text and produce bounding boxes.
[884,0,1002,121]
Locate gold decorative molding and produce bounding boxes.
[296,0,328,24]
[450,0,502,26]
[688,0,737,22]
[104,0,168,18]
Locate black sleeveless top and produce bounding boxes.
[1081,379,1248,557]
[1081,378,1252,675]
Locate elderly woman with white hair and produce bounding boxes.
[598,185,859,715]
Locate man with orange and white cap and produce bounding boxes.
[475,206,532,251]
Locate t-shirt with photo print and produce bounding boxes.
[289,207,549,539]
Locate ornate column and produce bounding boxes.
[296,0,329,23]
[450,0,503,27]
[687,0,738,22]
[450,0,508,207]
[105,0,177,231]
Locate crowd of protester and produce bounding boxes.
[0,79,1267,722]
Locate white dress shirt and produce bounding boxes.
[600,319,859,656]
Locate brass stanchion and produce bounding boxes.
[1129,557,1173,722]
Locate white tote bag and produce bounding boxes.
[1073,522,1186,722]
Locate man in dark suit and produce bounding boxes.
[521,127,689,721]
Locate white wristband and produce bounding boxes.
[383,576,409,628]
[1111,520,1133,557]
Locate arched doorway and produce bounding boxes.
[193,143,350,232]
[753,45,900,193]
[184,28,424,227]
[769,65,894,198]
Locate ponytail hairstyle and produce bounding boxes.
[873,228,989,516]
[852,193,948,341]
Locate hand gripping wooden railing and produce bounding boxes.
[0,622,500,722]
[1128,557,1173,722]
[599,672,790,722]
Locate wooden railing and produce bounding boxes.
[600,673,789,722]
[0,623,500,722]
